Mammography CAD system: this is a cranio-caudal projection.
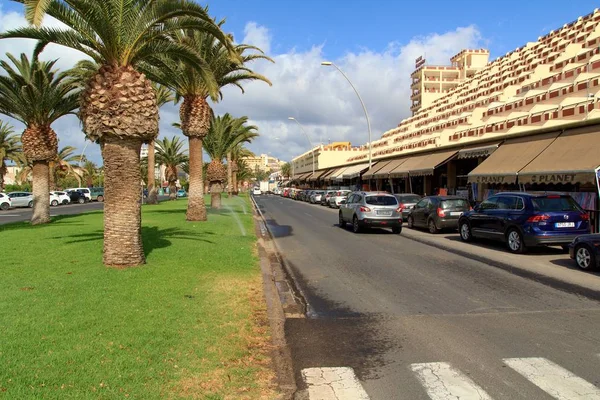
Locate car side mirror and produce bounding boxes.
[340,200,347,205]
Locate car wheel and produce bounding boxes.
[459,221,473,242]
[0,202,9,210]
[62,200,69,205]
[28,201,33,208]
[428,219,439,234]
[97,195,104,202]
[78,197,85,204]
[575,245,596,271]
[392,226,402,234]
[506,228,526,254]
[51,200,58,207]
[352,216,361,233]
[338,212,346,228]
[407,216,414,229]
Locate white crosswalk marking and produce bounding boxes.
[504,357,600,399]
[302,367,370,400]
[411,362,493,400]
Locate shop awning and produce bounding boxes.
[297,172,312,181]
[372,158,408,178]
[362,161,391,179]
[518,127,600,184]
[322,167,343,181]
[391,149,458,178]
[308,169,330,182]
[342,163,370,179]
[468,132,560,184]
[329,167,350,181]
[320,168,337,181]
[457,142,500,159]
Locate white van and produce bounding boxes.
[65,187,92,200]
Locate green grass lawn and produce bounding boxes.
[0,195,278,399]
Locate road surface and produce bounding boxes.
[254,194,600,400]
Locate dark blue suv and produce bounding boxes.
[458,193,589,253]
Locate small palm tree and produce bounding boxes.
[281,162,292,180]
[155,136,188,200]
[0,53,79,224]
[149,20,272,220]
[2,0,235,265]
[82,160,97,187]
[0,121,23,191]
[51,145,80,189]
[203,114,258,208]
[230,145,254,195]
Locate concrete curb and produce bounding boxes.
[250,195,298,399]
[402,230,600,301]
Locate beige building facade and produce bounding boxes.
[243,153,285,173]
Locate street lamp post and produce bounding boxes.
[321,61,372,169]
[288,117,315,178]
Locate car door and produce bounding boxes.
[348,194,361,220]
[483,195,516,235]
[470,196,499,237]
[412,198,429,227]
[423,197,437,226]
[341,194,354,220]
[12,193,24,207]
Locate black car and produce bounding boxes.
[569,234,600,271]
[407,196,471,233]
[68,190,89,204]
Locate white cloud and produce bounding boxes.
[0,6,485,166]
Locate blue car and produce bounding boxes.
[458,193,590,253]
[569,234,600,271]
[177,189,187,198]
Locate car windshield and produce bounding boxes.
[396,195,421,203]
[532,196,582,212]
[441,199,469,209]
[365,195,398,206]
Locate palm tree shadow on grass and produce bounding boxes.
[55,226,215,258]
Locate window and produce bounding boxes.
[515,197,524,210]
[496,196,518,210]
[441,199,469,209]
[532,196,582,212]
[396,195,421,203]
[479,197,499,210]
[415,199,428,209]
[365,196,398,206]
[346,194,356,204]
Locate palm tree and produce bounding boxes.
[281,162,292,180]
[0,121,23,191]
[3,0,235,266]
[50,145,80,189]
[230,145,254,195]
[82,160,97,187]
[146,84,175,205]
[0,53,79,224]
[148,20,272,220]
[203,114,258,209]
[155,136,188,200]
[235,160,253,193]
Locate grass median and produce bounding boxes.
[0,195,279,399]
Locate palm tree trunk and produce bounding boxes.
[186,137,207,221]
[227,152,232,197]
[169,181,177,200]
[146,141,158,204]
[48,164,56,190]
[31,161,50,225]
[232,173,238,195]
[0,162,6,191]
[211,182,222,209]
[102,137,145,267]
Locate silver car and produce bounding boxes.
[329,190,351,208]
[394,193,422,220]
[8,192,33,208]
[310,190,325,204]
[339,192,403,234]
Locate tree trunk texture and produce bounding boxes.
[31,161,50,225]
[146,140,158,204]
[186,137,207,221]
[0,162,5,191]
[48,164,56,190]
[226,152,232,197]
[210,182,222,209]
[102,137,145,267]
[232,173,238,195]
[169,181,177,200]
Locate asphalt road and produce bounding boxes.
[254,194,600,399]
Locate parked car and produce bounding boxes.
[90,187,104,202]
[7,192,33,208]
[51,191,71,205]
[408,196,470,233]
[303,190,314,202]
[282,188,290,198]
[458,193,590,254]
[65,187,91,201]
[49,192,61,206]
[329,190,351,208]
[0,193,12,210]
[321,190,336,206]
[394,193,422,220]
[252,187,261,195]
[310,190,325,204]
[177,189,187,198]
[339,192,402,234]
[294,190,304,201]
[569,234,600,271]
[68,190,89,204]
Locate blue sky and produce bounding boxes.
[1,1,599,165]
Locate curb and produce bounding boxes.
[402,230,600,301]
[250,195,299,399]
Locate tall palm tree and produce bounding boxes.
[281,162,292,180]
[50,145,80,189]
[0,121,23,191]
[146,83,175,205]
[203,114,258,209]
[149,20,272,220]
[230,145,254,195]
[155,136,188,200]
[2,0,235,266]
[0,53,79,224]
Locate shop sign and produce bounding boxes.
[470,175,510,184]
[458,147,497,159]
[520,173,580,184]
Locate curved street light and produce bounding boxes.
[288,117,315,177]
[321,61,372,168]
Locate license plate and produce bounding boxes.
[377,210,392,216]
[555,222,575,228]
[450,212,463,216]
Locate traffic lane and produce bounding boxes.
[256,195,598,317]
[0,202,104,225]
[255,196,600,399]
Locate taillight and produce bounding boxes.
[527,214,550,222]
[359,206,371,212]
[437,207,446,217]
[469,206,473,211]
[396,204,405,212]
[581,213,590,221]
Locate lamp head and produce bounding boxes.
[321,61,333,66]
[288,117,295,120]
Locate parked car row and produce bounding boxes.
[0,188,105,210]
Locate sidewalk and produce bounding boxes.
[402,227,600,300]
